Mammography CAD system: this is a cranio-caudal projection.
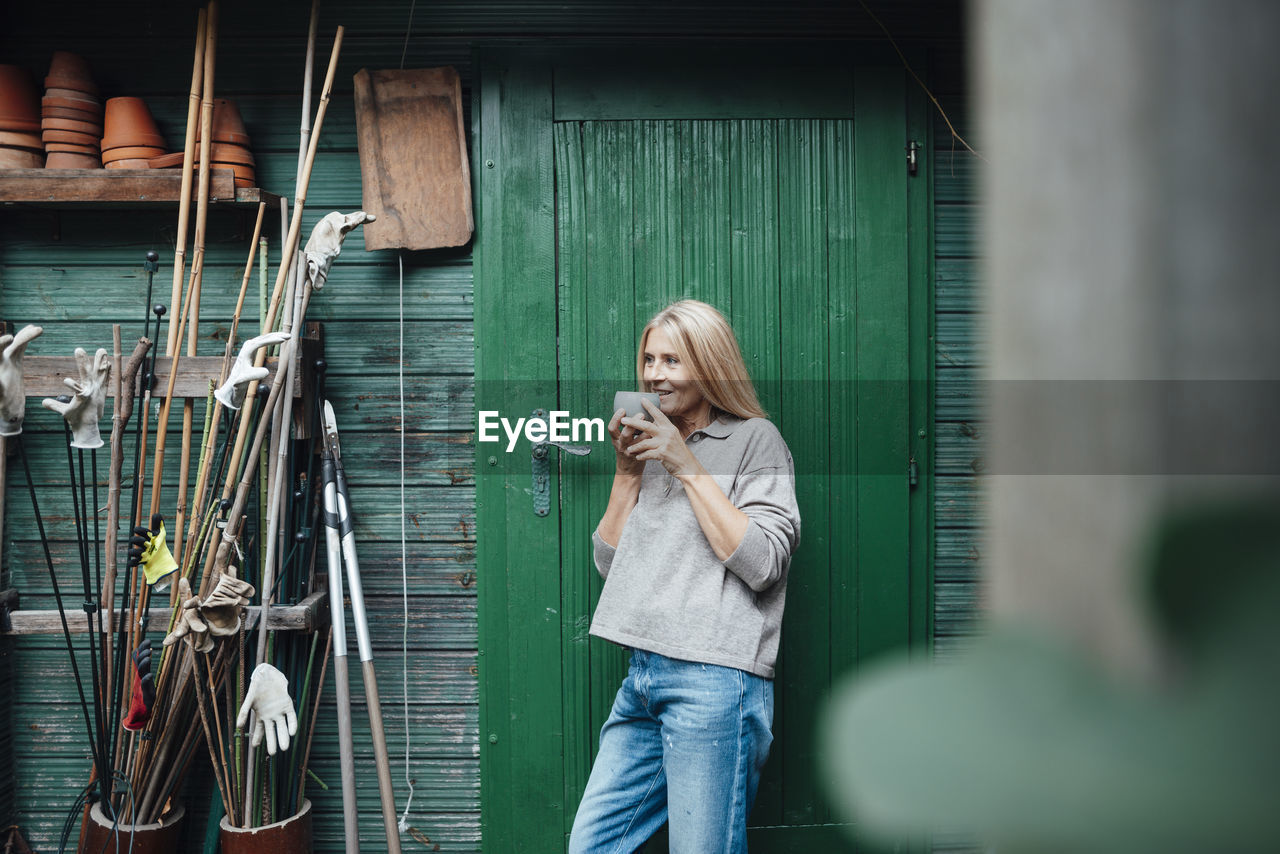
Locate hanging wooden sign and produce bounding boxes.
[353,66,474,251]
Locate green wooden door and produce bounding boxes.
[476,46,933,853]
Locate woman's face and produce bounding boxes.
[643,327,708,424]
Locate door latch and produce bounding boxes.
[530,409,591,516]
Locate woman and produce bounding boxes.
[569,300,801,854]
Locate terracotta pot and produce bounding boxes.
[0,129,43,150]
[42,95,104,115]
[45,151,96,168]
[45,51,97,96]
[102,97,165,149]
[197,98,251,145]
[102,145,164,163]
[234,177,255,189]
[41,116,103,135]
[78,802,184,854]
[219,799,311,854]
[45,151,100,169]
[42,128,99,145]
[43,104,105,122]
[104,158,154,169]
[45,141,99,153]
[146,151,184,168]
[44,86,101,102]
[0,146,45,168]
[0,64,41,131]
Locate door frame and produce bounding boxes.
[473,42,935,853]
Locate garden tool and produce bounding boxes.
[304,210,376,291]
[0,324,42,436]
[324,399,402,854]
[128,515,179,590]
[237,662,298,756]
[122,640,155,731]
[163,577,214,654]
[322,411,360,851]
[41,347,111,449]
[213,330,291,411]
[201,564,255,636]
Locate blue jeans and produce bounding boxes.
[569,650,775,854]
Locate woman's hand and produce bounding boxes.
[608,408,646,475]
[620,399,703,477]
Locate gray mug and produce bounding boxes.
[612,391,660,422]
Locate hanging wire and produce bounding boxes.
[397,0,420,834]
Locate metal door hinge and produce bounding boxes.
[908,456,919,488]
[906,140,920,176]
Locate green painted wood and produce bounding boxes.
[907,74,936,659]
[553,120,594,838]
[578,119,636,780]
[541,60,930,850]
[853,67,912,666]
[555,62,855,120]
[473,51,564,854]
[776,117,834,826]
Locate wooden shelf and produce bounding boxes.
[1,589,328,636]
[0,168,281,209]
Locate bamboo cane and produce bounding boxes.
[200,26,344,592]
[183,203,267,564]
[171,0,219,565]
[167,8,207,359]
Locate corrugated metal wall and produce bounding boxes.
[0,2,974,851]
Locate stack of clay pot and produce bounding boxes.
[151,98,255,188]
[0,64,47,168]
[102,97,166,169]
[41,51,104,169]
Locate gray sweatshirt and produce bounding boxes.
[590,415,801,678]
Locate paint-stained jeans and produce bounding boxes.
[568,649,774,854]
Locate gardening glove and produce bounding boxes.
[201,564,255,637]
[128,514,179,591]
[163,577,214,654]
[42,347,111,449]
[0,324,43,436]
[122,639,156,731]
[236,662,298,756]
[304,210,376,291]
[213,331,291,411]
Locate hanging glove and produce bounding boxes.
[236,662,298,755]
[0,324,43,436]
[162,577,214,654]
[128,514,178,590]
[42,347,111,449]
[122,639,156,731]
[213,331,292,411]
[304,210,376,291]
[201,564,255,637]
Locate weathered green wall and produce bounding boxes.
[0,2,974,851]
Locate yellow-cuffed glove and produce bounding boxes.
[128,514,178,590]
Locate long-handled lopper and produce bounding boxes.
[323,400,402,854]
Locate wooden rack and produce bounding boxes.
[0,168,281,208]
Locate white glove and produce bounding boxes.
[236,662,298,755]
[0,325,43,436]
[213,331,291,411]
[42,347,111,449]
[304,210,376,291]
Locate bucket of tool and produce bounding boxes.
[78,801,185,854]
[219,798,313,853]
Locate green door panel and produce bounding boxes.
[476,46,932,854]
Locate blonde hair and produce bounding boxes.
[636,300,767,420]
